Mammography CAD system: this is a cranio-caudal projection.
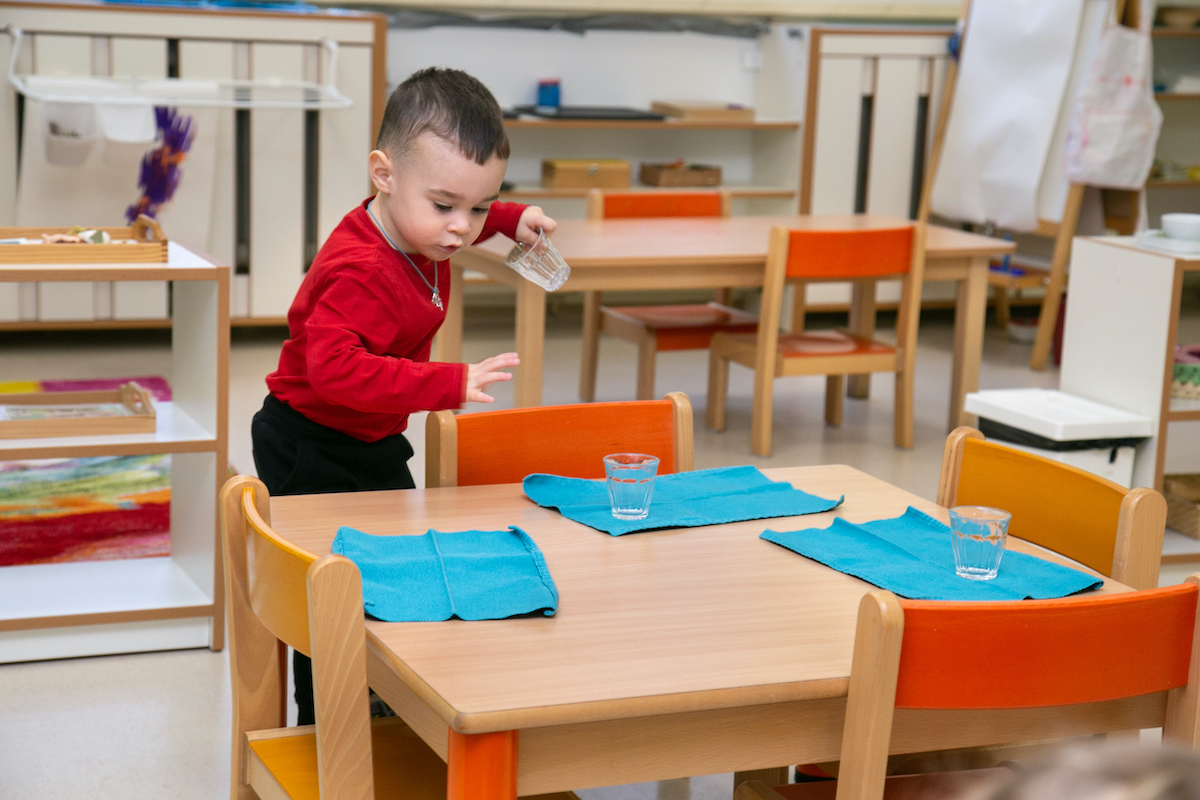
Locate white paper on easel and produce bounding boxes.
[930,0,1087,231]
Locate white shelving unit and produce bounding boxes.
[0,242,229,663]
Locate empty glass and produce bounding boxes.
[505,229,571,291]
[949,506,1011,581]
[603,453,659,520]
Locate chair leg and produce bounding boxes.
[993,286,1011,328]
[635,333,657,401]
[825,375,845,426]
[714,287,734,305]
[751,368,775,457]
[706,347,729,431]
[894,366,915,449]
[579,291,602,402]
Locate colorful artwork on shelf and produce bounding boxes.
[0,454,170,566]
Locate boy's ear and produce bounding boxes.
[368,149,394,194]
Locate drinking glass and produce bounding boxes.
[603,453,659,520]
[949,505,1011,581]
[505,229,571,291]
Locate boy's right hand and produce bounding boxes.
[466,352,520,403]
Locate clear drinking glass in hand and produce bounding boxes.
[603,453,659,521]
[505,229,571,291]
[949,505,1011,581]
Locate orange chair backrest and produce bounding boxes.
[783,226,913,280]
[953,437,1125,577]
[455,400,679,486]
[240,485,317,655]
[602,191,725,219]
[894,583,1198,709]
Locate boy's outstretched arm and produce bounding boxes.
[466,352,520,403]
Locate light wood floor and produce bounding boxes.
[0,307,1061,800]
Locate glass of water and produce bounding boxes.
[505,229,571,291]
[603,453,659,521]
[949,506,1011,581]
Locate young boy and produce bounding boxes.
[251,67,556,724]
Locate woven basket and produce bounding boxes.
[1165,474,1200,541]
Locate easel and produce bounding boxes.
[926,0,1141,373]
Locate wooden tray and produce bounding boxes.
[0,215,167,264]
[0,382,156,439]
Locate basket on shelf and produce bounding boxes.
[1165,474,1200,540]
[1174,344,1200,399]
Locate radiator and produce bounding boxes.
[0,1,384,326]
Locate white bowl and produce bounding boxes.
[1163,213,1200,242]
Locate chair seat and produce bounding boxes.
[737,769,1012,800]
[601,302,758,351]
[247,717,447,800]
[713,329,896,373]
[247,717,581,800]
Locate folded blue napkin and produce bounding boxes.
[331,525,558,622]
[523,465,843,536]
[762,506,1102,601]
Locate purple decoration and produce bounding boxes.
[125,107,195,224]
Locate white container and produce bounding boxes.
[98,104,157,170]
[964,388,1153,489]
[1162,213,1200,242]
[43,102,98,166]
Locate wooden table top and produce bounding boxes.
[468,214,1015,267]
[268,464,1117,734]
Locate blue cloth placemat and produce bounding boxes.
[331,525,558,622]
[523,465,843,536]
[762,506,1102,601]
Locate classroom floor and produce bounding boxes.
[0,306,1060,800]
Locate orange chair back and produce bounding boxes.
[894,583,1198,710]
[601,191,725,219]
[454,400,681,486]
[952,437,1125,577]
[783,226,914,280]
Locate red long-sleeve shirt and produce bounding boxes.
[266,197,526,442]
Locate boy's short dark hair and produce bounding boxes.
[376,67,510,165]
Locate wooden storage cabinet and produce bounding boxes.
[0,243,229,663]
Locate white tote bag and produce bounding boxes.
[1064,7,1162,189]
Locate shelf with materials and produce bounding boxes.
[499,184,797,200]
[0,242,229,664]
[504,118,799,131]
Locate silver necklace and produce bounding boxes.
[367,200,443,311]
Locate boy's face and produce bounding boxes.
[369,132,507,262]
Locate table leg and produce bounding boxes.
[437,262,465,363]
[513,280,546,408]
[448,729,517,800]
[949,256,988,431]
[847,280,877,399]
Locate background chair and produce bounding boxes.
[737,579,1200,800]
[220,474,447,800]
[706,224,922,456]
[939,427,1167,591]
[426,392,693,488]
[579,188,757,402]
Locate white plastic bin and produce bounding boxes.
[963,389,1154,489]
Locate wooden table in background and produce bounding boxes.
[446,215,1014,432]
[269,465,1138,799]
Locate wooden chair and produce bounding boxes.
[579,188,758,402]
[706,224,923,456]
[221,473,447,800]
[736,579,1200,800]
[939,427,1167,591]
[426,392,693,488]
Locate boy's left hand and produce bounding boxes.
[515,206,557,246]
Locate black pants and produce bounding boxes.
[251,394,415,725]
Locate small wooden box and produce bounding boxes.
[1165,474,1200,540]
[542,159,631,190]
[0,215,167,264]
[0,382,156,439]
[650,101,755,122]
[639,162,723,187]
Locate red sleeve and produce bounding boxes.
[303,269,467,415]
[474,201,528,245]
